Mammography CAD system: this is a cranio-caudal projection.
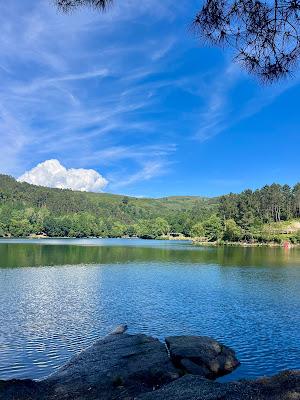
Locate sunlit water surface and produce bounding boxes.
[0,238,299,382]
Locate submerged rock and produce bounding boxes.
[165,335,239,379]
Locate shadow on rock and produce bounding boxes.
[0,325,299,400]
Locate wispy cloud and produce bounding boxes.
[194,62,244,141]
[0,103,28,173]
[12,69,109,95]
[194,59,300,142]
[0,0,184,183]
[1,0,299,196]
[83,144,176,188]
[109,159,172,188]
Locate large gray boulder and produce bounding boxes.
[1,332,180,400]
[45,333,180,399]
[137,371,300,400]
[165,335,240,379]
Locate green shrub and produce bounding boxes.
[290,230,300,244]
[223,219,243,241]
[202,215,224,241]
[191,222,205,238]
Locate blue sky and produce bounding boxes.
[1,0,300,197]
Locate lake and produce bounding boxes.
[0,238,299,382]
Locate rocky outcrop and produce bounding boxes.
[43,332,180,399]
[0,379,40,400]
[1,331,180,400]
[137,371,300,400]
[165,335,240,379]
[0,327,299,400]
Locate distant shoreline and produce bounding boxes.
[0,235,299,248]
[192,239,299,248]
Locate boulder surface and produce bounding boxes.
[1,332,180,400]
[166,335,240,379]
[137,371,300,400]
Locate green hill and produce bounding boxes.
[0,174,217,238]
[1,174,300,244]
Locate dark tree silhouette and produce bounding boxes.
[193,0,300,81]
[55,0,112,12]
[55,0,300,82]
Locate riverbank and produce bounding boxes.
[1,233,300,249]
[1,326,299,400]
[192,239,300,248]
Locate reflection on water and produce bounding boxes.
[0,239,299,382]
[1,238,300,268]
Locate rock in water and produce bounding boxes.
[0,333,180,400]
[110,324,128,335]
[165,335,239,379]
[44,333,181,399]
[1,331,298,400]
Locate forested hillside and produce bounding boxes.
[1,174,300,243]
[192,183,300,244]
[0,174,216,238]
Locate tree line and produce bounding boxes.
[219,183,300,225]
[191,184,300,244]
[1,175,300,243]
[0,206,171,239]
[0,174,216,238]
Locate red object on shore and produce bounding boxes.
[283,241,290,249]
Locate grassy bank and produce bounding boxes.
[192,239,299,248]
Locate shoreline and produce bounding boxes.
[0,235,299,248]
[192,239,300,248]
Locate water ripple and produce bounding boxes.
[0,240,299,381]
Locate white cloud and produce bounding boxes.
[17,159,108,192]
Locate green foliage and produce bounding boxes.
[9,218,33,237]
[1,174,300,244]
[110,222,127,238]
[223,219,243,242]
[0,225,5,237]
[253,233,284,244]
[0,175,215,238]
[219,183,300,225]
[191,222,205,238]
[124,224,137,237]
[202,215,224,241]
[290,230,300,244]
[153,217,170,237]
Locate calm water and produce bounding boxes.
[0,238,299,382]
